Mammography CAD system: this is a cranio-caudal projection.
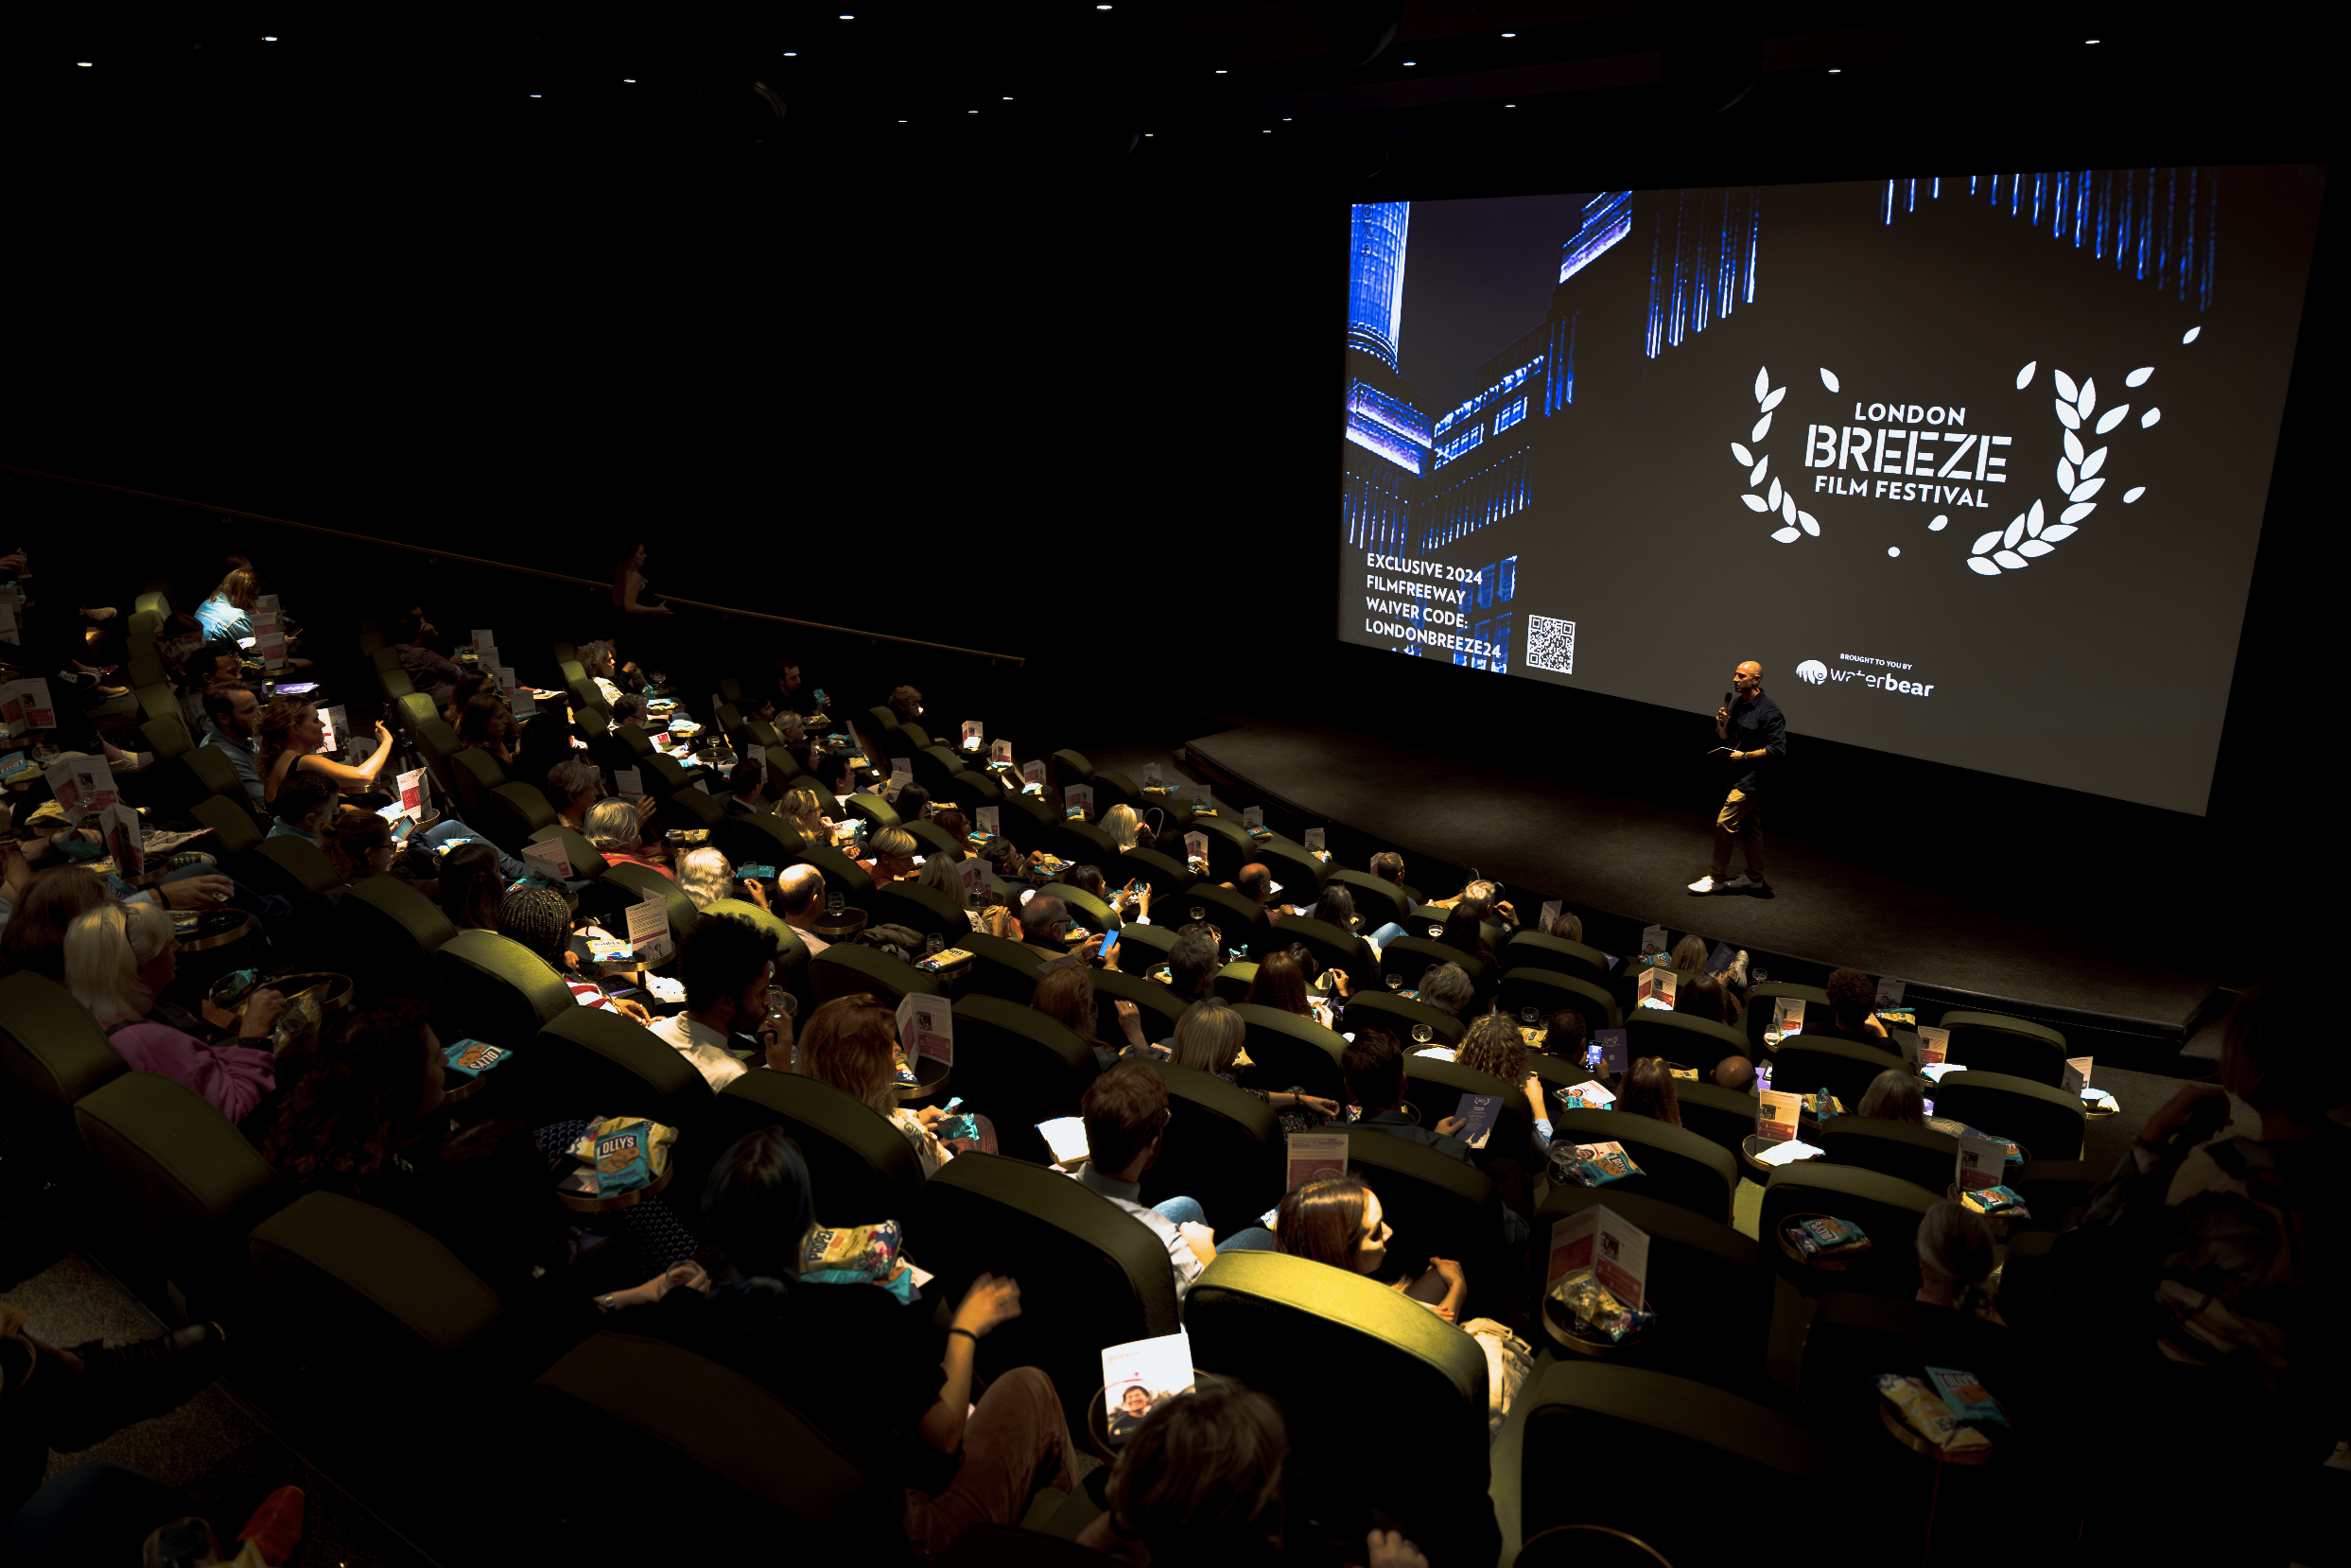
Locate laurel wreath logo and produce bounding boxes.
[1959,325,2191,576]
[1729,366,1819,543]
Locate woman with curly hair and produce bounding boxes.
[255,695,393,807]
[799,993,954,1176]
[1456,1012,1555,1159]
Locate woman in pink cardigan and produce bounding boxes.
[62,903,285,1122]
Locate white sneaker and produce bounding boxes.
[1687,875,1720,894]
[1721,874,1762,891]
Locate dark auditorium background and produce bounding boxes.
[2,5,2336,977]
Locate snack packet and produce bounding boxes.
[1960,1184,2031,1218]
[1925,1366,2010,1436]
[443,1038,511,1078]
[803,1219,904,1282]
[1552,1141,1641,1188]
[1791,1215,1872,1259]
[270,983,329,1056]
[1877,1374,1991,1452]
[1551,1266,1655,1343]
[916,947,973,974]
[566,1116,679,1195]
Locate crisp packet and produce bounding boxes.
[1552,1141,1641,1188]
[443,1038,511,1078]
[1551,1267,1655,1343]
[1877,1374,1991,1452]
[802,1219,903,1281]
[1792,1216,1872,1259]
[1961,1184,2030,1218]
[916,947,973,974]
[892,1041,918,1083]
[1924,1366,2009,1435]
[567,1116,678,1195]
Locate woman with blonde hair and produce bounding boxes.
[1915,1201,2005,1323]
[257,695,393,806]
[678,846,768,911]
[1169,997,1337,1128]
[915,853,964,904]
[778,785,832,844]
[64,903,284,1120]
[1103,803,1143,854]
[195,566,262,641]
[798,993,955,1176]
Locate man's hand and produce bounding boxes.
[950,1273,1023,1338]
[634,794,659,824]
[1492,898,1519,928]
[162,874,235,911]
[237,988,286,1039]
[1178,1221,1217,1266]
[1436,1115,1467,1139]
[1331,970,1352,998]
[1295,1094,1341,1119]
[761,1010,795,1071]
[610,998,654,1027]
[743,879,771,912]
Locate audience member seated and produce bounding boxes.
[1668,933,1710,977]
[776,865,830,955]
[266,773,341,846]
[1017,895,1074,964]
[198,682,265,809]
[176,641,242,729]
[678,846,767,913]
[1415,962,1474,1019]
[584,797,672,880]
[799,994,950,1176]
[1914,1201,2004,1324]
[255,1001,568,1298]
[1171,995,1337,1130]
[1156,927,1221,1015]
[1295,883,1381,988]
[1276,1174,1467,1321]
[611,693,650,735]
[650,913,785,1089]
[913,855,964,908]
[618,1127,1069,1557]
[1857,1069,1925,1124]
[578,640,625,706]
[455,692,518,766]
[932,807,970,859]
[887,685,923,725]
[0,864,113,980]
[1225,862,1293,920]
[439,842,504,932]
[391,611,461,705]
[1241,948,1327,1027]
[546,758,601,831]
[1541,906,1583,942]
[1614,1056,1683,1126]
[1433,907,1499,973]
[62,903,283,1121]
[1036,955,1147,1067]
[1103,803,1143,854]
[1074,1384,1320,1567]
[321,808,399,888]
[980,837,1035,895]
[1713,1055,1756,1092]
[859,826,919,885]
[1343,1030,1470,1156]
[1539,1007,1588,1066]
[1071,1063,1219,1301]
[776,785,832,845]
[1455,1014,1553,1159]
[1673,972,1733,1028]
[193,566,260,642]
[723,755,768,817]
[1808,967,1894,1046]
[891,782,931,822]
[256,697,392,807]
[441,669,492,732]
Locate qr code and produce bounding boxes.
[1526,616,1576,673]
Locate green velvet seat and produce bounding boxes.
[1338,991,1467,1049]
[1759,1162,1945,1298]
[1398,1051,1535,1176]
[430,930,575,1053]
[1814,1116,1962,1194]
[1929,1070,2087,1161]
[1548,1107,1737,1224]
[697,1070,924,1229]
[810,942,940,1012]
[1520,1362,1827,1559]
[523,1006,715,1135]
[1498,967,1623,1032]
[528,824,610,880]
[477,781,558,856]
[247,1192,505,1360]
[1328,868,1414,930]
[1937,1009,2069,1087]
[1623,1007,1750,1069]
[1186,1250,1497,1562]
[946,995,1098,1165]
[1035,880,1117,937]
[798,844,880,916]
[192,794,264,857]
[1743,982,1830,1053]
[954,931,1051,1005]
[871,880,968,949]
[1274,914,1377,995]
[712,810,805,873]
[1379,935,1489,1007]
[1500,931,1614,991]
[1773,1034,1908,1109]
[1796,1289,2016,1434]
[1159,880,1270,958]
[1232,1002,1347,1103]
[341,874,461,998]
[914,1153,1183,1435]
[601,861,701,948]
[1114,846,1193,902]
[1136,1063,1280,1237]
[1091,967,1190,1044]
[1343,1127,1507,1311]
[1666,1079,1763,1161]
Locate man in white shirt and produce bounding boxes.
[1067,1063,1218,1302]
[776,864,830,956]
[645,913,787,1090]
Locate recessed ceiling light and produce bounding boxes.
[1828,67,1841,73]
[1097,3,1111,8]
[782,51,797,57]
[898,118,907,122]
[967,109,978,113]
[529,93,542,97]
[1214,68,1227,74]
[1402,60,1417,66]
[263,36,278,43]
[1002,96,1013,100]
[839,12,853,18]
[1506,102,1516,108]
[1262,129,1270,133]
[1501,31,1516,37]
[1282,116,1292,120]
[1144,132,1154,137]
[623,78,636,82]
[2085,37,2099,43]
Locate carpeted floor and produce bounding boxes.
[1178,722,2215,1039]
[7,1251,434,1568]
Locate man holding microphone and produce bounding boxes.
[1690,660,1783,896]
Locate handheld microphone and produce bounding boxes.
[1722,690,1733,709]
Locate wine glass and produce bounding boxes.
[1384,973,1403,994]
[1426,923,1443,939]
[925,933,945,956]
[827,891,845,918]
[1189,906,1206,923]
[1520,1005,1540,1025]
[1751,964,1770,984]
[1411,1024,1433,1045]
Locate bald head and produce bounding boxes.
[777,865,826,920]
[1733,661,1763,698]
[1234,863,1273,906]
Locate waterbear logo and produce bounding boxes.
[1796,660,1828,686]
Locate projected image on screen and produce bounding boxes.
[1338,168,2322,815]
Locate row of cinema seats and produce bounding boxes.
[11,608,2101,1561]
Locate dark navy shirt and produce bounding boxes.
[1725,691,1786,793]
